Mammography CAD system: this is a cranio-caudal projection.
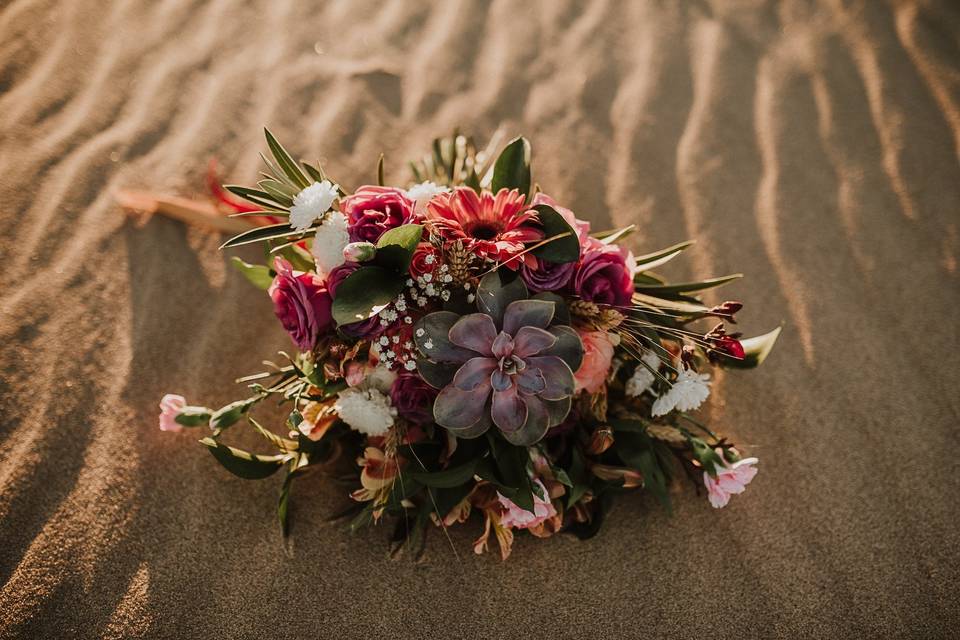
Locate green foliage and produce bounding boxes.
[721,326,782,369]
[209,397,259,434]
[491,136,531,199]
[373,223,423,273]
[199,438,286,480]
[409,459,479,488]
[531,204,580,264]
[220,223,307,250]
[330,266,405,326]
[230,257,273,290]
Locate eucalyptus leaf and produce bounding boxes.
[330,266,404,326]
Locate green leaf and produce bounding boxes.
[632,240,694,270]
[223,185,287,212]
[616,431,671,511]
[687,436,725,477]
[230,257,273,290]
[220,223,305,250]
[531,204,580,263]
[273,242,315,272]
[173,406,213,427]
[608,417,648,432]
[634,273,743,295]
[409,459,478,488]
[199,437,285,480]
[374,224,423,273]
[264,128,310,189]
[491,136,531,198]
[209,397,258,433]
[331,266,405,326]
[722,325,782,369]
[593,224,637,245]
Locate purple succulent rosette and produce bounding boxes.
[414,271,583,446]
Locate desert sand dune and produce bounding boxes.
[1,0,959,637]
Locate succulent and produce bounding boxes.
[414,272,584,445]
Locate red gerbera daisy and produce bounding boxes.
[426,187,544,269]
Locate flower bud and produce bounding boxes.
[585,426,614,455]
[342,241,376,262]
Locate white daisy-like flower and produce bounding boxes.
[405,180,449,203]
[334,387,396,437]
[310,211,349,276]
[651,367,711,417]
[289,180,339,231]
[625,351,663,398]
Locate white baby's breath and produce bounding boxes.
[651,367,711,417]
[310,211,349,276]
[625,351,663,398]
[289,180,338,231]
[334,388,396,437]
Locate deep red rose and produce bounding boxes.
[268,258,333,351]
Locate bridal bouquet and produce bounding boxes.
[158,131,779,559]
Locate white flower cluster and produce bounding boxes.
[651,367,711,417]
[625,351,663,398]
[290,180,338,231]
[310,211,349,277]
[405,180,449,203]
[334,387,396,437]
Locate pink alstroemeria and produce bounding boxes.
[704,451,758,508]
[158,394,186,432]
[497,479,557,530]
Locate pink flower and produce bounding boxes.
[497,479,557,529]
[704,452,759,508]
[530,193,591,244]
[340,186,416,243]
[427,187,543,269]
[268,258,334,351]
[573,329,614,393]
[158,394,186,432]
[573,238,635,307]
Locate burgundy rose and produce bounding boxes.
[269,258,333,351]
[520,256,575,293]
[390,372,438,423]
[327,262,384,338]
[572,238,634,307]
[341,186,416,243]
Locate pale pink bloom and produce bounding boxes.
[704,451,758,508]
[158,394,186,432]
[497,479,557,529]
[573,329,615,393]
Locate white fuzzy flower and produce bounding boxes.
[405,180,449,203]
[289,180,338,231]
[651,367,711,417]
[310,211,349,276]
[625,351,663,398]
[334,387,396,437]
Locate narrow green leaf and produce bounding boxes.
[634,273,742,295]
[531,204,580,263]
[209,397,258,432]
[199,437,285,480]
[219,222,304,250]
[593,224,637,245]
[331,266,405,326]
[491,136,531,198]
[632,240,694,266]
[224,185,287,212]
[230,257,273,290]
[264,129,310,189]
[173,406,213,427]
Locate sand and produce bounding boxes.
[2,0,959,637]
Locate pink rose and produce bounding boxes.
[497,479,557,529]
[704,451,758,508]
[268,257,333,352]
[573,238,635,307]
[158,394,186,432]
[340,186,416,243]
[573,329,614,393]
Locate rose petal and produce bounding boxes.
[448,314,498,356]
[512,326,557,357]
[491,385,527,433]
[453,357,498,391]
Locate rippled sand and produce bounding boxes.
[1,1,959,637]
